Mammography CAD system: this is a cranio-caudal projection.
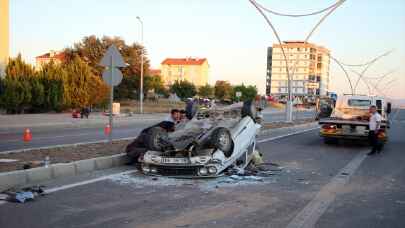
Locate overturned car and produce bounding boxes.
[126,101,262,177]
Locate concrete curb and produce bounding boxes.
[0,153,130,192]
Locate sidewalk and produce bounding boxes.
[0,112,167,132]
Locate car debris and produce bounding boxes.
[1,186,45,203]
[126,100,264,178]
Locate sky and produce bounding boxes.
[9,0,405,99]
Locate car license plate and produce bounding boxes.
[161,157,189,164]
[342,125,351,134]
[356,126,366,134]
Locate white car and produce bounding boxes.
[140,101,262,177]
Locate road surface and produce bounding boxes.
[0,109,403,228]
[0,110,315,152]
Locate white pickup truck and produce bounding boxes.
[318,95,391,144]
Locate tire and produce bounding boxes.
[144,127,169,151]
[323,137,338,145]
[211,127,233,157]
[241,100,257,119]
[185,101,198,120]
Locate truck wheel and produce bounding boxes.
[323,138,338,145]
[144,127,169,151]
[211,127,233,157]
[242,100,257,119]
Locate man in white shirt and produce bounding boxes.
[368,105,382,156]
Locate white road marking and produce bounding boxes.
[286,152,368,228]
[44,170,137,194]
[258,127,320,143]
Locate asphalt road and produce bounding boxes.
[0,110,315,152]
[0,109,403,228]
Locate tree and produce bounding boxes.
[232,84,258,101]
[37,62,67,111]
[198,84,214,98]
[64,55,108,108]
[1,55,35,113]
[170,80,197,99]
[0,79,24,113]
[214,80,233,100]
[30,79,45,112]
[145,74,167,96]
[5,54,35,80]
[63,35,151,100]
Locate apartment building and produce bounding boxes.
[266,41,330,98]
[161,58,209,87]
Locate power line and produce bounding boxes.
[255,0,345,17]
[352,50,394,93]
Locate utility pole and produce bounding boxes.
[136,16,144,114]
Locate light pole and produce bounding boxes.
[136,16,144,114]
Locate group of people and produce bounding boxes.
[165,109,187,126]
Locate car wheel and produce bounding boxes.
[185,100,198,120]
[144,127,169,151]
[211,127,233,157]
[242,100,257,119]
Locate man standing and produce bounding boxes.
[368,105,382,156]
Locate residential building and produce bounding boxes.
[266,41,330,98]
[160,58,209,87]
[149,69,161,76]
[35,51,65,69]
[0,0,9,76]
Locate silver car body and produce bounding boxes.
[141,104,261,177]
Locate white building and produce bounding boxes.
[266,41,330,97]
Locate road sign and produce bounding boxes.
[99,44,126,143]
[99,44,126,67]
[102,68,123,86]
[236,91,242,98]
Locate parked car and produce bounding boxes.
[133,101,262,177]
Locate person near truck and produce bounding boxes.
[368,105,382,156]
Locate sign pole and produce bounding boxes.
[109,56,114,143]
[99,44,125,143]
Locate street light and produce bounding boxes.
[136,16,144,114]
